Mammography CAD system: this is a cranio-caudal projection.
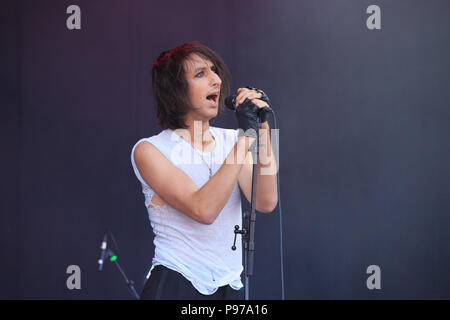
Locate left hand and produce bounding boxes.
[235,87,270,110]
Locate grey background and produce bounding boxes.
[1,0,449,299]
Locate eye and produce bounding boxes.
[195,71,204,78]
[211,66,218,73]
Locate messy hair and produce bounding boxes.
[151,41,231,129]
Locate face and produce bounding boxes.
[183,53,222,121]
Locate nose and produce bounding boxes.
[210,71,222,88]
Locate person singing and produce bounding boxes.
[131,41,278,300]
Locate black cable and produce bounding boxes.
[270,110,285,300]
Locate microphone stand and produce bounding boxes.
[232,116,262,301]
[98,230,140,300]
[105,248,140,300]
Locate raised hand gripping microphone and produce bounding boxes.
[224,87,273,123]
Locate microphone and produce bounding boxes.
[225,95,273,114]
[225,94,273,112]
[224,95,238,111]
[98,232,108,271]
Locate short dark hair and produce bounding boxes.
[151,41,231,130]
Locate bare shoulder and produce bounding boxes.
[134,140,159,161]
[133,140,171,178]
[133,140,201,222]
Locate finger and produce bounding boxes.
[242,93,261,105]
[239,87,262,98]
[235,88,244,106]
[249,98,269,109]
[235,90,251,106]
[237,93,251,106]
[237,92,260,106]
[235,88,261,106]
[236,88,247,97]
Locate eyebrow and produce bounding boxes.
[194,65,214,73]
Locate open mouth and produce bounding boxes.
[206,94,219,104]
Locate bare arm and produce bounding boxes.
[134,135,255,225]
[238,121,278,213]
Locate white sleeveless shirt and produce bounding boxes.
[130,126,243,295]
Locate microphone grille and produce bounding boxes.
[224,96,236,110]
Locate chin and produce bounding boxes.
[211,110,219,118]
[206,106,218,115]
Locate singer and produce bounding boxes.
[130,42,278,300]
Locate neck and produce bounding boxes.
[183,119,215,151]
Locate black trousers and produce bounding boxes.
[140,265,244,300]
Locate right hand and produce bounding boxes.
[235,98,261,137]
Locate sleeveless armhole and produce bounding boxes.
[130,131,174,184]
[130,138,153,188]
